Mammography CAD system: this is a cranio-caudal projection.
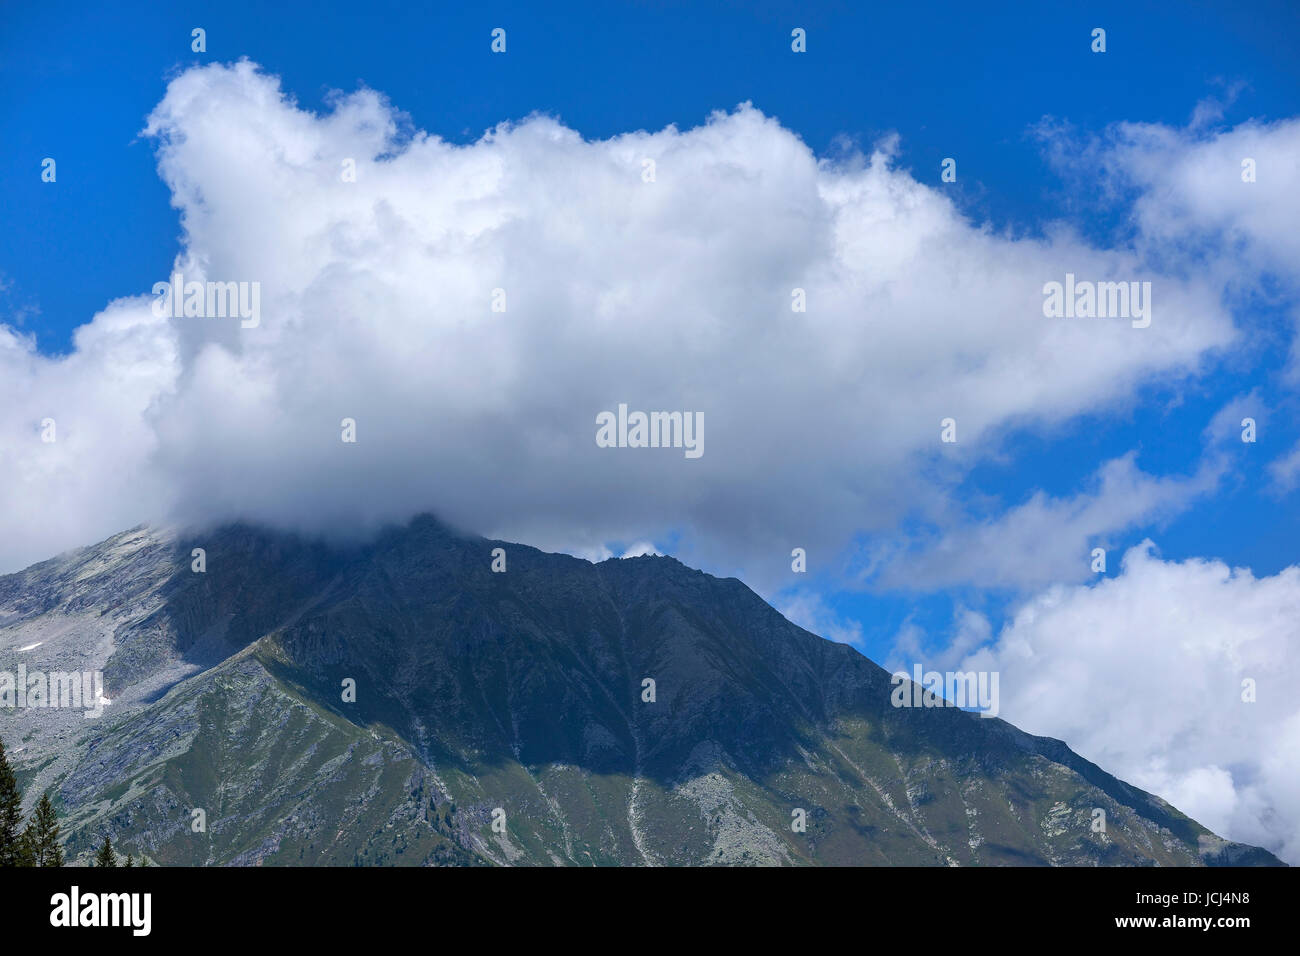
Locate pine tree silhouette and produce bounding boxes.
[22,792,64,866]
[93,835,118,868]
[0,738,26,867]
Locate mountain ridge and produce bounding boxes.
[0,516,1285,866]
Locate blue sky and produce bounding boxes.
[3,0,1300,861]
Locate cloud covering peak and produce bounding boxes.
[1,60,1286,582]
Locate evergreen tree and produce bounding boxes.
[15,832,35,867]
[22,792,64,866]
[124,854,134,867]
[93,835,117,868]
[0,738,26,867]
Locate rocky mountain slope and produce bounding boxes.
[0,517,1284,866]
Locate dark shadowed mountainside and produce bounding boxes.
[0,517,1284,866]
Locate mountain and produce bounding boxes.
[0,517,1284,866]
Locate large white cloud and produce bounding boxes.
[950,542,1300,864]
[0,62,1290,585]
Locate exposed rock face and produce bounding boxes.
[0,517,1285,866]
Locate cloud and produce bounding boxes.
[0,302,178,571]
[776,591,865,646]
[618,541,661,558]
[886,607,991,674]
[1042,109,1300,288]
[866,448,1224,591]
[1268,439,1300,494]
[953,542,1300,864]
[1,61,1289,583]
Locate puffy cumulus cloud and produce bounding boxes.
[0,60,1267,578]
[1040,110,1300,288]
[1114,116,1300,282]
[954,542,1300,863]
[0,300,178,570]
